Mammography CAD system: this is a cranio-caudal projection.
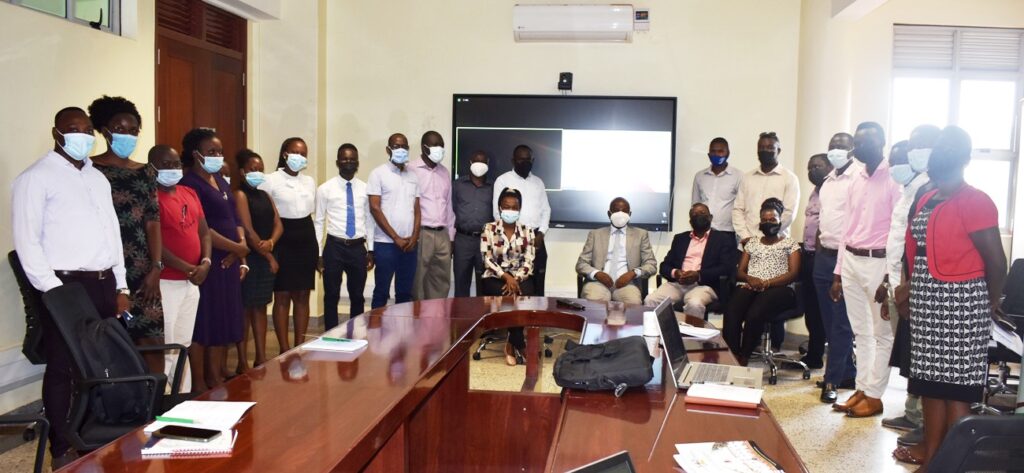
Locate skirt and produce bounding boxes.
[193,249,244,346]
[274,217,318,291]
[241,254,275,307]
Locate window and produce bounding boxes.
[7,0,120,35]
[890,25,1024,230]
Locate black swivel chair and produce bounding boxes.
[975,258,1024,415]
[752,281,811,384]
[927,415,1024,472]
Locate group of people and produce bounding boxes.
[12,95,1006,472]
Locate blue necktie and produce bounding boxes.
[345,182,356,238]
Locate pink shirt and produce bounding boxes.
[682,231,710,272]
[411,159,456,240]
[835,161,902,274]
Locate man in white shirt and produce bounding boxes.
[410,131,456,300]
[732,132,801,244]
[692,137,741,240]
[315,143,376,328]
[575,198,658,304]
[11,107,130,464]
[368,133,421,308]
[492,145,551,294]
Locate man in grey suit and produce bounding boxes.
[575,197,658,304]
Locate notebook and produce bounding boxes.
[683,383,764,410]
[146,401,256,433]
[141,430,238,458]
[302,336,369,353]
[673,441,782,472]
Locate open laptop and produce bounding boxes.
[566,450,636,473]
[653,299,763,389]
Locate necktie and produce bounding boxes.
[346,182,356,238]
[610,229,624,279]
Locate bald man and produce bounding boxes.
[368,133,421,308]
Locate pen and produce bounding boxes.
[322,337,352,342]
[155,416,194,424]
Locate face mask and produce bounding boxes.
[390,147,409,164]
[926,149,963,184]
[757,151,777,167]
[908,148,931,172]
[609,211,630,228]
[759,222,782,236]
[108,133,137,159]
[889,164,915,186]
[155,169,183,187]
[470,162,488,177]
[808,168,829,187]
[708,153,728,166]
[286,154,307,172]
[57,130,95,161]
[199,155,224,174]
[854,145,882,164]
[690,215,711,233]
[826,148,850,169]
[514,160,533,177]
[426,146,444,164]
[500,210,520,224]
[245,171,266,188]
[339,161,358,175]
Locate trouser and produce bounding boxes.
[322,237,369,329]
[413,228,452,300]
[160,279,199,393]
[371,242,417,309]
[534,238,548,295]
[801,250,826,360]
[480,276,536,350]
[580,281,642,304]
[41,272,117,456]
[643,281,717,318]
[841,250,894,399]
[452,232,484,297]
[905,393,923,426]
[723,286,796,358]
[814,249,856,385]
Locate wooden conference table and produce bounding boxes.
[62,297,807,472]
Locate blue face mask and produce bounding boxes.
[108,133,138,159]
[57,130,95,161]
[199,155,224,174]
[500,210,520,224]
[245,171,266,188]
[889,164,915,186]
[155,169,183,187]
[390,147,409,164]
[907,148,931,172]
[708,153,728,166]
[285,154,307,172]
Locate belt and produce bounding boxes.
[846,245,887,258]
[818,247,838,257]
[421,226,446,231]
[328,235,366,246]
[55,269,113,280]
[456,228,482,237]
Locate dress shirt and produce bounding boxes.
[682,231,709,272]
[692,166,741,232]
[314,175,375,253]
[480,221,536,280]
[410,160,455,240]
[12,151,127,291]
[817,162,860,250]
[367,161,420,243]
[259,168,315,219]
[583,225,644,280]
[803,189,821,251]
[731,164,801,241]
[835,161,902,275]
[492,171,551,233]
[452,175,493,235]
[885,173,930,284]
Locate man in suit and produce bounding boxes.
[644,203,737,318]
[576,197,657,304]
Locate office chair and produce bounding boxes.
[0,414,48,473]
[750,281,811,385]
[973,258,1024,415]
[927,415,1024,472]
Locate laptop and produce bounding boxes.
[566,450,636,473]
[653,299,763,389]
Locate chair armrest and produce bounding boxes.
[76,374,163,390]
[136,343,188,397]
[0,413,47,426]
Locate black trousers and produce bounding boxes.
[41,273,117,456]
[480,276,535,350]
[452,232,483,297]
[322,237,369,330]
[533,239,547,296]
[723,286,796,358]
[800,250,825,360]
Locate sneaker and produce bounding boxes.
[897,427,923,446]
[882,415,918,432]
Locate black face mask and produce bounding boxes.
[808,169,828,187]
[339,162,358,175]
[926,151,962,184]
[759,222,782,237]
[757,151,777,167]
[690,215,711,233]
[514,161,532,178]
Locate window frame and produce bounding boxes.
[6,0,121,36]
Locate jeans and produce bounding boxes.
[371,242,417,309]
[801,250,826,361]
[814,249,857,385]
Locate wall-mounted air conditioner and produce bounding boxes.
[513,4,634,43]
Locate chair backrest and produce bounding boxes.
[929,415,1024,472]
[7,251,46,364]
[1002,258,1024,315]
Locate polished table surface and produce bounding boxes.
[62,297,807,472]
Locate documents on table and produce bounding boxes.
[684,383,763,410]
[146,400,256,433]
[141,430,238,458]
[673,441,782,472]
[302,336,370,353]
[678,322,720,341]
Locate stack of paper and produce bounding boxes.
[302,336,369,353]
[142,401,255,459]
[678,322,721,340]
[684,383,763,409]
[142,430,238,458]
[673,441,782,472]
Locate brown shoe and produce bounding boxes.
[833,390,866,412]
[504,343,518,366]
[846,396,884,417]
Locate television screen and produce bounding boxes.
[452,94,677,231]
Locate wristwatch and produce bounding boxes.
[200,257,212,265]
[153,260,164,271]
[117,288,131,296]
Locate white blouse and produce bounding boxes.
[744,236,799,281]
[259,168,315,219]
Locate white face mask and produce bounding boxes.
[469,162,488,177]
[826,148,851,169]
[610,211,630,228]
[426,146,444,164]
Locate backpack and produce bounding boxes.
[76,317,150,424]
[553,336,654,397]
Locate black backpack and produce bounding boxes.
[76,317,150,424]
[553,336,654,397]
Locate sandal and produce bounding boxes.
[504,343,518,366]
[892,446,924,465]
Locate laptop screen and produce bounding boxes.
[566,450,636,473]
[654,299,688,388]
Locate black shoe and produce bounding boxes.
[815,377,855,390]
[820,383,838,404]
[800,355,824,369]
[897,427,923,446]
